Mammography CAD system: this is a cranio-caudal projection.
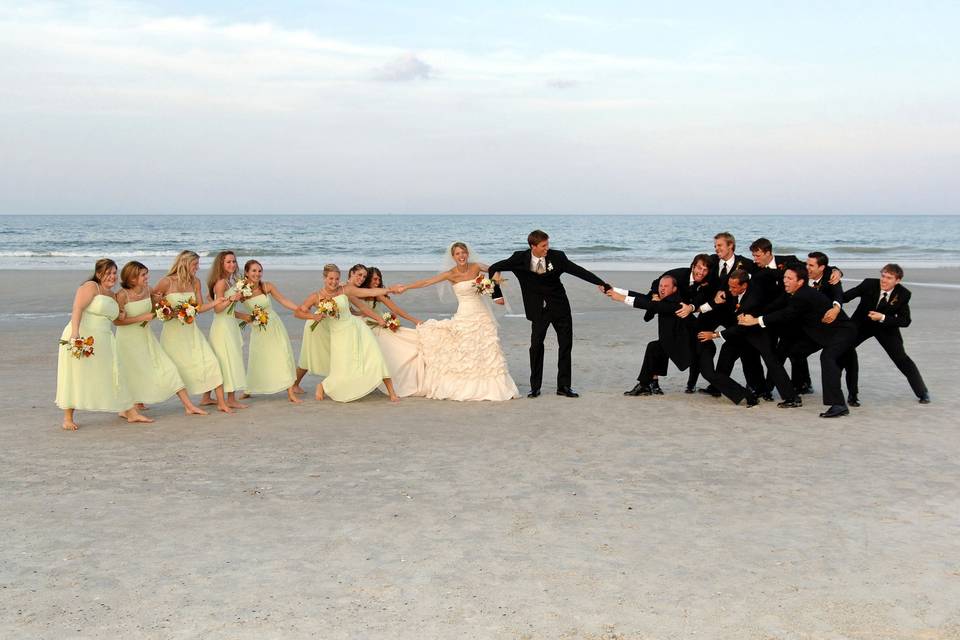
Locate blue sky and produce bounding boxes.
[1,1,958,214]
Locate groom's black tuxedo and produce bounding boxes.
[489,249,605,391]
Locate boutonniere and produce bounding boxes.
[547,262,554,272]
[777,263,786,270]
[734,260,742,271]
[889,295,899,305]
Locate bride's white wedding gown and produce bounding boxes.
[416,280,520,401]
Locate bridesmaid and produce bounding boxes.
[56,259,152,430]
[235,259,302,404]
[114,261,206,415]
[154,250,232,413]
[307,264,400,402]
[200,250,248,409]
[355,266,426,397]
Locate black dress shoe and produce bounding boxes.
[796,382,814,395]
[819,404,849,418]
[847,395,860,407]
[527,389,541,398]
[744,393,759,407]
[919,393,931,404]
[698,385,722,398]
[777,398,802,409]
[650,381,664,396]
[761,392,774,402]
[556,386,580,398]
[624,383,651,396]
[684,385,696,394]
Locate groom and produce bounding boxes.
[488,230,609,398]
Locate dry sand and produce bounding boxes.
[1,268,959,639]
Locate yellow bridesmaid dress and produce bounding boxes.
[208,284,247,393]
[115,297,186,403]
[160,291,223,395]
[56,293,133,412]
[243,293,296,394]
[297,291,331,376]
[321,294,391,402]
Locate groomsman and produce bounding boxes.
[608,276,693,396]
[748,237,801,305]
[708,232,755,293]
[696,269,800,407]
[786,251,844,394]
[842,264,930,405]
[738,265,857,418]
[642,253,713,392]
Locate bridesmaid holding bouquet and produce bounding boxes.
[114,261,206,415]
[236,260,302,403]
[56,259,152,430]
[154,250,232,413]
[201,250,249,409]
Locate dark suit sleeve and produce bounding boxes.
[556,251,605,287]
[759,296,802,328]
[487,251,526,299]
[842,279,867,304]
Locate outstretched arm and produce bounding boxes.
[294,292,321,321]
[558,252,606,288]
[264,282,300,312]
[349,295,387,326]
[379,296,421,325]
[396,272,450,292]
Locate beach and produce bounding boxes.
[2,268,959,639]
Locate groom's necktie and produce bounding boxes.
[877,291,889,309]
[536,259,545,274]
[719,262,728,278]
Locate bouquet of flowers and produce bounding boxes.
[225,278,254,315]
[241,304,268,331]
[174,297,199,325]
[310,298,339,331]
[154,297,175,323]
[382,312,400,332]
[474,274,494,296]
[59,335,95,359]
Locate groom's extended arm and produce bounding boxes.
[488,251,526,301]
[556,251,606,288]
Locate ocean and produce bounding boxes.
[2,214,959,273]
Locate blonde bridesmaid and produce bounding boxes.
[114,261,207,416]
[235,260,302,403]
[56,259,152,430]
[154,250,232,413]
[308,264,401,403]
[200,250,248,409]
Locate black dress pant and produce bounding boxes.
[697,340,749,404]
[530,313,573,390]
[816,326,858,407]
[845,329,928,398]
[637,340,670,384]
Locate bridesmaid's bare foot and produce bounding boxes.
[199,398,217,406]
[123,411,154,424]
[218,403,234,414]
[185,405,208,416]
[288,389,303,404]
[292,385,305,395]
[62,420,79,431]
[227,400,248,409]
[388,394,400,403]
[315,384,324,401]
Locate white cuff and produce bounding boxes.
[758,316,766,328]
[832,301,841,307]
[699,303,712,313]
[613,287,628,296]
[880,313,886,322]
[624,296,635,307]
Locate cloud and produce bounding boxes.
[371,53,434,82]
[547,79,579,90]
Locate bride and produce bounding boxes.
[397,242,520,401]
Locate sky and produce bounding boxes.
[1,0,958,215]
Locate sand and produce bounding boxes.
[1,268,959,639]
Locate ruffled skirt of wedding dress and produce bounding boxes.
[416,307,520,402]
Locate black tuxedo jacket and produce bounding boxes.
[842,278,913,332]
[808,266,844,304]
[707,253,755,293]
[714,284,769,339]
[759,286,853,347]
[627,291,693,370]
[643,267,711,322]
[488,249,604,322]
